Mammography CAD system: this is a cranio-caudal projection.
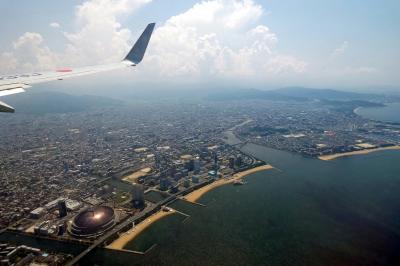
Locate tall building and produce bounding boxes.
[213,153,219,175]
[132,184,145,208]
[213,153,218,165]
[170,183,179,194]
[182,179,189,188]
[235,156,243,167]
[174,172,183,181]
[160,178,169,191]
[169,165,177,176]
[185,159,194,171]
[229,157,235,169]
[193,157,201,173]
[58,200,67,218]
[192,175,199,183]
[63,162,69,173]
[58,222,67,236]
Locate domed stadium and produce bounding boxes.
[69,206,115,238]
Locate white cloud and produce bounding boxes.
[0,0,306,84]
[63,0,151,66]
[50,22,61,28]
[331,41,349,58]
[0,0,150,74]
[143,0,306,82]
[0,52,18,74]
[0,32,58,73]
[324,41,379,81]
[343,66,378,74]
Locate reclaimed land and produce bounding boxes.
[106,209,176,250]
[106,164,274,249]
[182,164,274,203]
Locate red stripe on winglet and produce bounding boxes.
[56,68,73,72]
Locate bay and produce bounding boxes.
[83,144,400,266]
[355,103,400,123]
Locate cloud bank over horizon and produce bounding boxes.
[0,0,393,89]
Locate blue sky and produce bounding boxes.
[0,0,399,90]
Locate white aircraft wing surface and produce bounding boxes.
[0,23,155,113]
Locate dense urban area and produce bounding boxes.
[0,91,399,265]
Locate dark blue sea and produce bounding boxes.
[83,142,400,266]
[355,103,400,123]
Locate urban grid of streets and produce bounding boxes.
[1,99,399,229]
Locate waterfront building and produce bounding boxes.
[170,184,179,194]
[214,153,219,173]
[68,206,116,238]
[132,184,145,208]
[183,179,190,188]
[191,175,199,183]
[229,157,235,169]
[235,156,243,167]
[58,223,66,236]
[208,170,217,178]
[45,197,66,210]
[29,207,45,219]
[174,172,183,181]
[57,200,67,218]
[160,178,169,191]
[65,199,81,211]
[193,157,201,172]
[185,159,194,171]
[169,165,176,176]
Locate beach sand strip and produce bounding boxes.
[182,164,274,203]
[318,146,400,161]
[107,164,274,249]
[106,209,176,250]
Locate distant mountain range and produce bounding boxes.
[2,87,398,114]
[2,91,122,114]
[207,87,400,103]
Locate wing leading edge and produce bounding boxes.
[0,23,156,113]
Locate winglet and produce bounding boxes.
[124,23,156,64]
[0,100,15,113]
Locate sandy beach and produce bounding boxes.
[107,164,273,249]
[107,209,176,250]
[182,164,274,203]
[318,145,400,161]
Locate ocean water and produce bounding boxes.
[83,144,400,266]
[355,103,400,123]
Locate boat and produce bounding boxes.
[233,179,246,185]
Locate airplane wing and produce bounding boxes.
[0,23,155,113]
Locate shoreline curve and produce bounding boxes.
[106,164,274,249]
[182,164,274,203]
[318,146,400,161]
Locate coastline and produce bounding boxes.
[106,164,274,249]
[106,209,176,250]
[182,164,274,203]
[318,145,400,161]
